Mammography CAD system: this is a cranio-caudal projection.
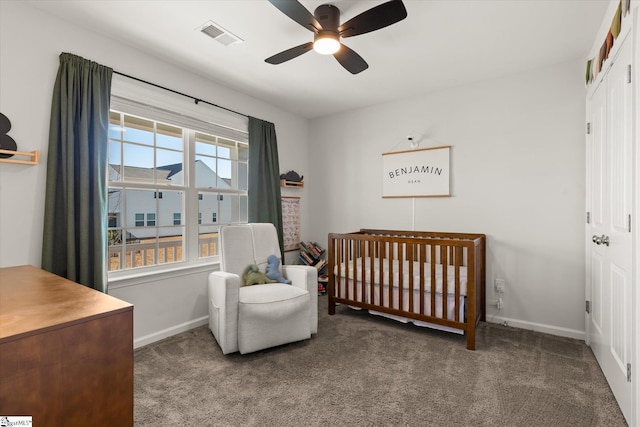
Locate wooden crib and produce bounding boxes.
[328,229,486,350]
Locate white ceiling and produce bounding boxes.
[27,0,608,119]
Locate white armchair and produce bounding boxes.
[208,223,318,354]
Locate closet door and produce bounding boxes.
[586,38,633,424]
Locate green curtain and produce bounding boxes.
[41,53,113,292]
[248,117,284,258]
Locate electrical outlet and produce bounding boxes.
[495,279,505,293]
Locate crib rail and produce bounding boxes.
[328,229,486,350]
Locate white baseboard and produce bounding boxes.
[134,316,209,349]
[486,316,586,341]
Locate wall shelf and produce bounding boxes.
[0,149,39,165]
[280,179,304,188]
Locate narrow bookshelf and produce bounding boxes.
[298,241,328,294]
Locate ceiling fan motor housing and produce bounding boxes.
[314,4,340,31]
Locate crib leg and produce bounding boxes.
[466,328,476,350]
[328,298,336,315]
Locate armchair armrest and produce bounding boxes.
[208,271,241,354]
[282,265,318,334]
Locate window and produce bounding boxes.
[146,213,156,227]
[107,110,248,272]
[135,213,144,227]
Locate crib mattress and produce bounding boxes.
[334,257,468,296]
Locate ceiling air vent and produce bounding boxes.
[199,21,243,46]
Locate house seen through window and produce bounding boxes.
[107,111,248,272]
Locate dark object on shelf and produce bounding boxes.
[317,274,328,296]
[280,170,304,182]
[0,112,17,158]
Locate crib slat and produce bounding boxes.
[359,239,366,303]
[430,244,436,317]
[407,243,414,314]
[419,243,426,315]
[455,246,462,322]
[441,245,448,320]
[398,243,404,311]
[388,244,393,310]
[368,240,374,306]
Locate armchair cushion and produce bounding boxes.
[238,284,310,354]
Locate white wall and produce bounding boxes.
[0,0,592,344]
[0,1,309,346]
[308,59,587,338]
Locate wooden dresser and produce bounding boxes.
[0,265,133,426]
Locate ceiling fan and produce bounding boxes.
[265,0,407,74]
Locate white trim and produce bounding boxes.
[108,260,219,290]
[487,316,585,341]
[134,315,210,349]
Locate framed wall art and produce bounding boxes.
[382,146,451,198]
[281,196,301,251]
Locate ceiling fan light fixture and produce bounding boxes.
[313,32,340,55]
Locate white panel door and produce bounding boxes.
[587,38,633,424]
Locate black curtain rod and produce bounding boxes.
[113,70,248,119]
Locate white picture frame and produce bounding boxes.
[382,146,451,198]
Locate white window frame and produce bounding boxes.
[107,75,249,284]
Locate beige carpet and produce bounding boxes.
[134,296,627,426]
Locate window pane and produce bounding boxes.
[123,115,154,146]
[156,123,182,150]
[198,225,219,258]
[107,228,123,271]
[238,144,248,162]
[109,111,122,140]
[158,227,183,264]
[173,213,181,225]
[108,189,123,221]
[158,190,183,226]
[123,143,154,170]
[195,155,217,188]
[108,140,122,173]
[217,159,232,188]
[238,162,248,190]
[125,190,156,229]
[217,145,231,159]
[195,132,216,156]
[218,194,238,224]
[198,192,217,225]
[156,149,183,185]
[239,195,248,222]
[147,213,156,226]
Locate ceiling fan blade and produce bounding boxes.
[268,0,322,33]
[338,0,407,38]
[333,44,368,74]
[265,42,314,64]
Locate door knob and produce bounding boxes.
[592,235,602,245]
[600,235,610,246]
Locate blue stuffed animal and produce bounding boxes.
[265,254,291,284]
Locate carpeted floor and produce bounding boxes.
[134,296,627,426]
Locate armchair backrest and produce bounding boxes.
[218,223,282,276]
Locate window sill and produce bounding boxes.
[107,259,220,290]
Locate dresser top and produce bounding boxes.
[0,265,132,342]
